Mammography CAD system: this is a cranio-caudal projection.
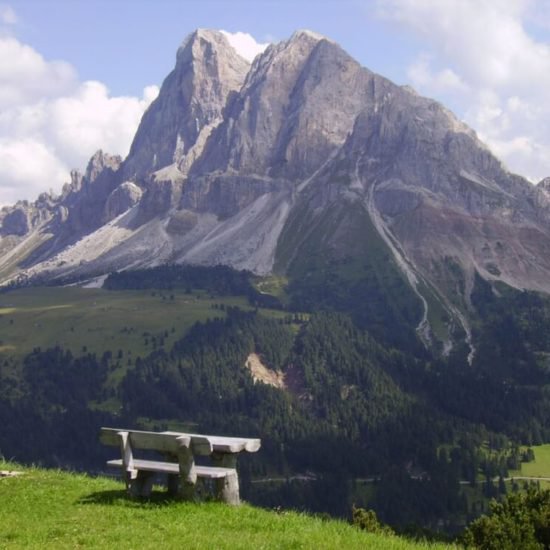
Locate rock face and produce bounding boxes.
[2,207,33,237]
[64,150,123,233]
[192,30,371,178]
[104,182,143,221]
[123,29,250,182]
[3,28,550,353]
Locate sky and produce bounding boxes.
[1,0,550,206]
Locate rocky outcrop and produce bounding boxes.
[192,30,375,181]
[536,177,550,208]
[85,150,121,183]
[123,29,250,182]
[1,206,32,236]
[104,182,143,221]
[0,191,57,237]
[335,91,550,300]
[63,150,122,235]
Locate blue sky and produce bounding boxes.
[13,1,416,96]
[1,0,550,204]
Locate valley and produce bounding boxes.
[1,24,550,541]
[0,265,549,535]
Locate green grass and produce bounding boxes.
[509,444,550,489]
[0,286,253,361]
[276,198,423,328]
[0,463,452,549]
[253,274,290,303]
[0,285,302,414]
[518,445,550,478]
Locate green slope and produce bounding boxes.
[275,194,424,352]
[0,462,452,549]
[0,286,253,360]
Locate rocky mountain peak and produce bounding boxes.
[289,29,329,44]
[84,150,122,183]
[190,28,371,181]
[176,28,249,64]
[122,29,249,182]
[538,177,550,191]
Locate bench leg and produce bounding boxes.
[124,470,138,497]
[166,474,197,500]
[138,471,154,498]
[126,470,154,498]
[176,444,198,501]
[215,471,240,505]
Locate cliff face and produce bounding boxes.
[123,29,250,182]
[2,28,550,353]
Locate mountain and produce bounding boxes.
[2,28,550,355]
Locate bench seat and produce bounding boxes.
[107,459,235,479]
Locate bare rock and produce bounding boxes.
[104,182,143,221]
[123,29,250,181]
[2,206,32,236]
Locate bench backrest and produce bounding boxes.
[161,431,261,453]
[100,428,213,456]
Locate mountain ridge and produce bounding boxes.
[2,28,550,355]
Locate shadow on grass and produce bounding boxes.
[78,489,184,507]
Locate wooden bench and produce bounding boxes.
[100,427,260,505]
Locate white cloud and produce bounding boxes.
[407,54,469,94]
[0,4,17,25]
[0,36,159,206]
[0,139,69,205]
[220,30,269,62]
[377,0,550,182]
[48,81,159,170]
[0,36,78,107]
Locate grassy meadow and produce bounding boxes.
[0,286,257,361]
[0,462,454,549]
[510,444,550,489]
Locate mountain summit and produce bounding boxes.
[2,28,550,355]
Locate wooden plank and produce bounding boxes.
[107,459,178,474]
[161,431,261,453]
[101,427,260,454]
[100,428,213,455]
[106,459,235,479]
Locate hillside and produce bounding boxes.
[0,462,450,549]
[1,264,550,532]
[0,285,256,360]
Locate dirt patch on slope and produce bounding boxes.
[245,353,286,389]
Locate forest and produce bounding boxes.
[1,264,550,534]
